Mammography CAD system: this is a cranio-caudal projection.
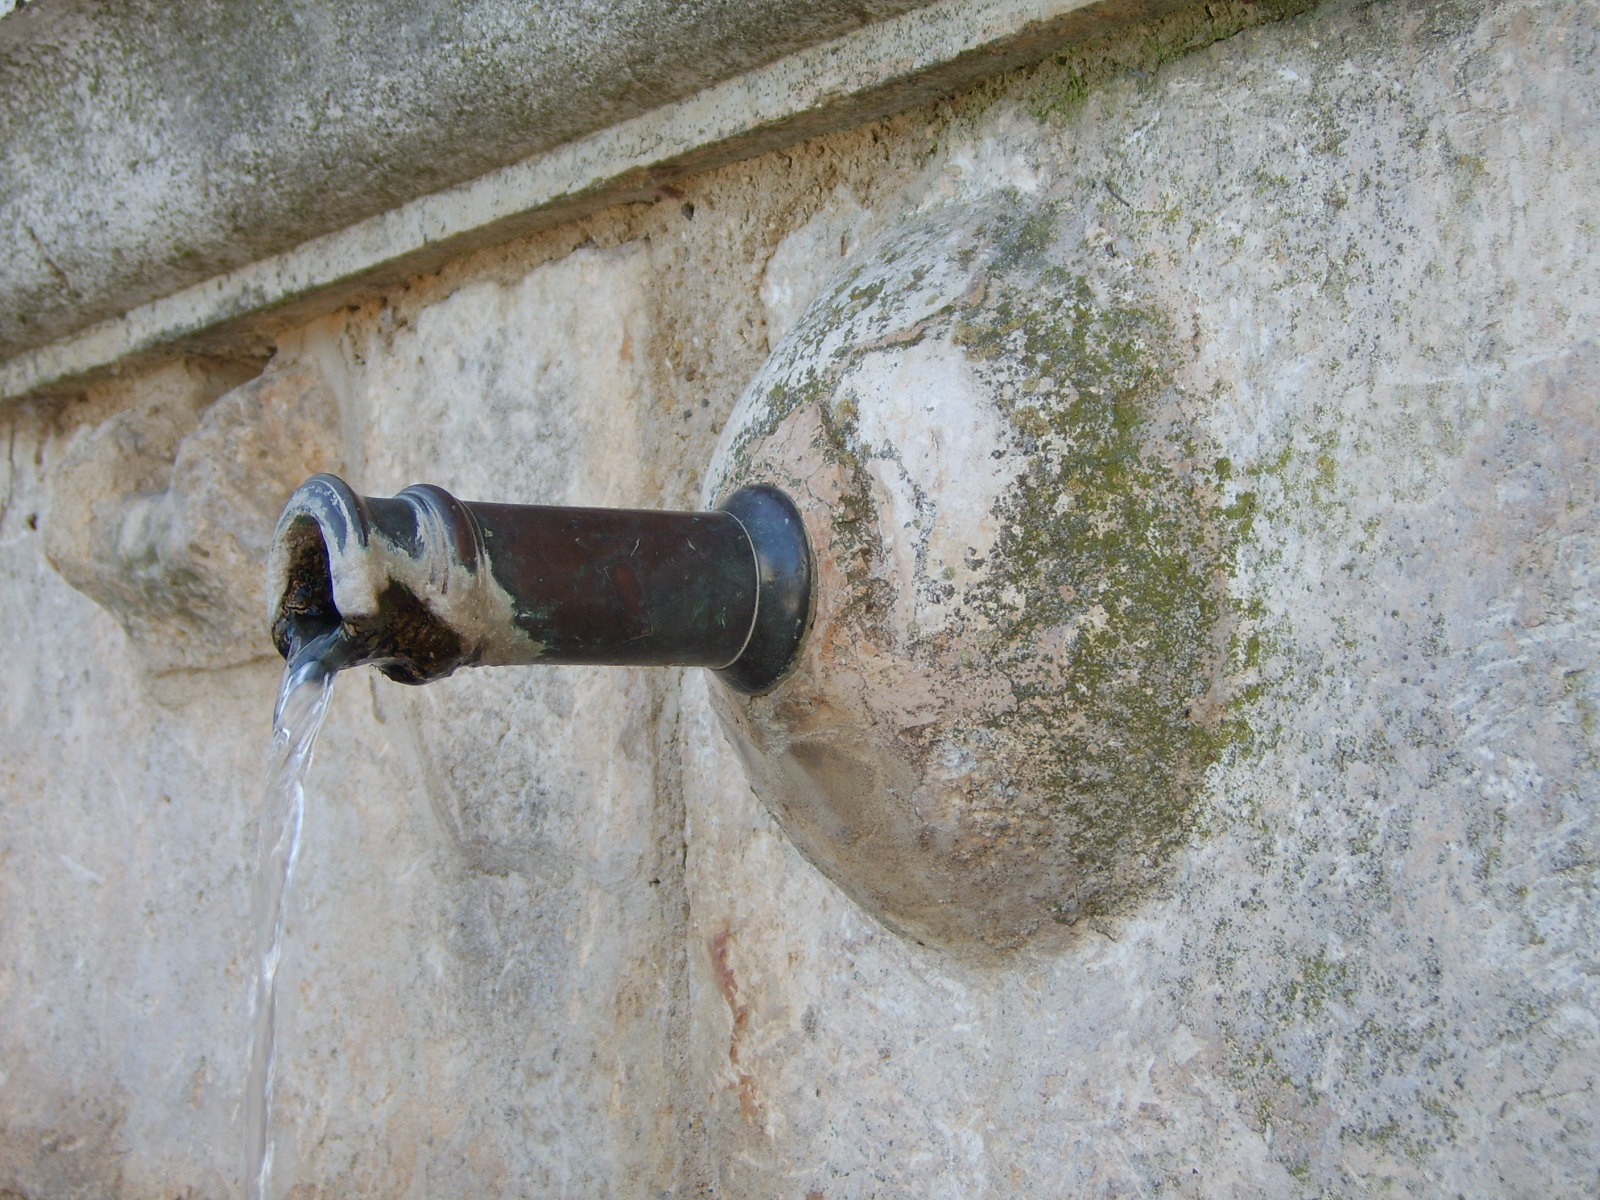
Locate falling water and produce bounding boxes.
[243,645,338,1200]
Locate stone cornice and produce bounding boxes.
[2,0,1211,401]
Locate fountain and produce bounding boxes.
[250,472,813,1196]
[260,198,1240,966]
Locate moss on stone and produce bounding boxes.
[943,236,1253,915]
[715,188,1275,935]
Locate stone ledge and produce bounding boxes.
[0,0,1217,403]
[0,0,939,361]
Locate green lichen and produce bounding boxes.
[942,224,1255,919]
[717,193,1264,935]
[1281,950,1355,1016]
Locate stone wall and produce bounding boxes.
[0,0,1595,1195]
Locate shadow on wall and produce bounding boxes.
[43,356,345,674]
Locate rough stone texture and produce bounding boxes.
[42,356,343,673]
[0,0,1311,404]
[0,0,941,360]
[686,2,1600,1193]
[709,194,1245,954]
[0,0,1595,1196]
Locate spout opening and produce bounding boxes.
[270,513,343,660]
[269,473,375,666]
[268,473,478,684]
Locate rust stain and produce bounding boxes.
[709,928,765,1129]
[708,928,749,1063]
[735,1070,763,1127]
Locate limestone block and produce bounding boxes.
[244,246,686,1194]
[685,1,1600,1192]
[759,188,870,348]
[709,193,1245,954]
[43,357,343,674]
[0,0,941,361]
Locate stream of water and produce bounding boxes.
[244,649,338,1200]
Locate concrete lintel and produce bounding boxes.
[1,0,1204,402]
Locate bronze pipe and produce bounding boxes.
[268,474,811,693]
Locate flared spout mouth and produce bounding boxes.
[268,474,492,684]
[267,474,813,693]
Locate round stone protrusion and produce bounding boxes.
[706,194,1246,955]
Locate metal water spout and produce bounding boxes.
[267,474,812,693]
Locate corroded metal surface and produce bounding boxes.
[269,474,810,691]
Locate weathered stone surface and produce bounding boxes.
[0,0,941,361]
[0,0,1314,404]
[709,194,1243,953]
[261,246,687,1196]
[0,0,1594,1197]
[682,0,1600,1193]
[42,356,344,674]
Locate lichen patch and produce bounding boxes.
[708,193,1255,952]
